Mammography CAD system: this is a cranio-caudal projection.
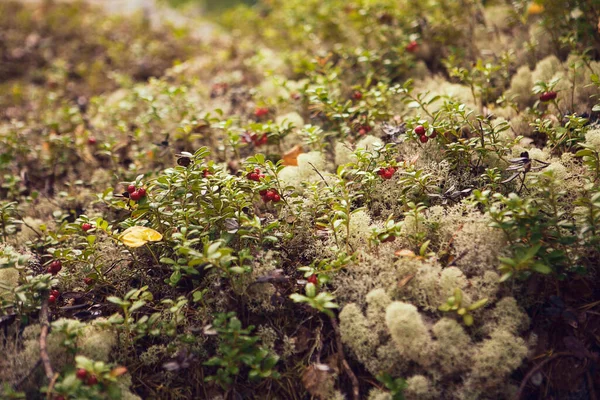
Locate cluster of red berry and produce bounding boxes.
[376,166,397,180]
[47,260,62,275]
[76,368,98,386]
[539,91,557,102]
[254,107,269,118]
[248,132,268,147]
[357,124,372,136]
[352,91,362,100]
[126,184,146,201]
[259,188,281,203]
[48,289,60,304]
[405,40,418,53]
[247,169,265,182]
[414,125,437,143]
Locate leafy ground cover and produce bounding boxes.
[1,0,600,399]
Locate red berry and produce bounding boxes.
[126,184,136,193]
[48,295,57,304]
[429,130,438,139]
[376,168,384,176]
[414,125,426,136]
[352,91,362,100]
[76,369,88,380]
[307,274,318,284]
[264,190,275,201]
[137,188,147,197]
[203,169,211,178]
[272,194,281,202]
[129,191,142,201]
[259,189,268,196]
[419,135,429,143]
[258,134,268,146]
[247,172,260,181]
[48,260,62,275]
[83,277,94,285]
[86,375,98,386]
[406,40,418,53]
[363,125,372,133]
[540,91,557,102]
[87,137,97,145]
[50,289,60,297]
[358,128,366,136]
[254,107,269,118]
[81,223,92,232]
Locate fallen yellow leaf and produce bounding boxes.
[527,3,544,15]
[118,226,163,248]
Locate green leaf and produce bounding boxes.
[463,314,474,326]
[531,263,552,274]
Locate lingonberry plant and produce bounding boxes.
[3,0,600,399]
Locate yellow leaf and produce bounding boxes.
[527,3,544,15]
[118,226,163,248]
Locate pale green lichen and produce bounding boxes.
[385,301,433,367]
[77,319,117,362]
[405,375,439,400]
[466,330,528,392]
[432,318,472,375]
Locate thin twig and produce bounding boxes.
[329,315,359,400]
[15,359,42,388]
[516,352,578,399]
[39,296,54,381]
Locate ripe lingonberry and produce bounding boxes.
[358,128,366,136]
[307,274,318,285]
[429,130,438,139]
[129,191,142,201]
[48,260,62,275]
[76,369,88,380]
[84,277,94,285]
[50,289,60,297]
[419,135,429,143]
[406,40,418,53]
[203,169,211,178]
[87,137,97,145]
[264,190,276,201]
[272,193,281,202]
[126,184,136,193]
[254,107,269,118]
[86,375,98,386]
[82,223,92,232]
[137,188,147,197]
[414,125,426,136]
[48,295,57,304]
[540,91,557,102]
[352,91,362,100]
[378,167,395,180]
[247,169,264,182]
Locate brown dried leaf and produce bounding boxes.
[302,364,335,399]
[395,249,416,257]
[109,366,128,378]
[397,274,415,289]
[282,144,303,166]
